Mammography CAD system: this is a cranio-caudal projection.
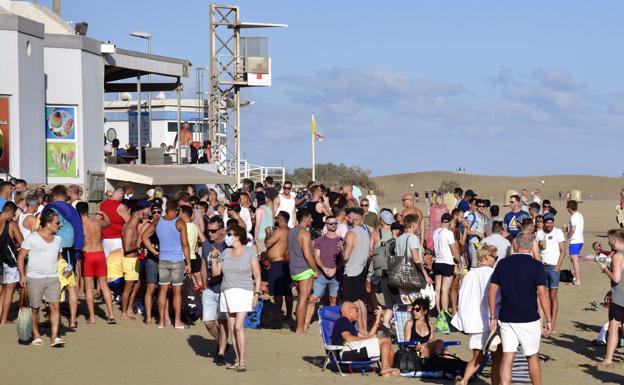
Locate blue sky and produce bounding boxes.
[44,1,624,176]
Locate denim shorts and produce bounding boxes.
[312,273,340,298]
[202,286,226,322]
[544,266,560,289]
[145,258,159,285]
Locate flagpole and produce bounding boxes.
[312,120,316,181]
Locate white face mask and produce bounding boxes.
[224,234,233,247]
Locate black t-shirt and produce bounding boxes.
[490,253,546,323]
[331,317,357,345]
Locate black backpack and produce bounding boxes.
[260,300,283,329]
[181,278,202,324]
[371,238,396,278]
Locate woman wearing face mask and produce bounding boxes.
[211,224,261,372]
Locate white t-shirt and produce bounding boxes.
[396,233,422,263]
[433,227,455,265]
[482,234,512,263]
[536,228,565,265]
[239,206,253,232]
[22,232,62,279]
[569,211,584,244]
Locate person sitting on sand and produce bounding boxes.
[331,301,399,377]
[404,297,446,357]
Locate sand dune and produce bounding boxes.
[373,171,623,205]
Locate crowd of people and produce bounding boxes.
[0,176,623,383]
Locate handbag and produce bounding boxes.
[388,234,426,291]
[16,288,33,344]
[393,346,423,373]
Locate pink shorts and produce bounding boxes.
[83,251,107,278]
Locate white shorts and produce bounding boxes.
[1,263,19,284]
[344,337,381,358]
[469,332,489,350]
[499,319,541,356]
[102,238,123,258]
[219,288,253,314]
[202,287,227,321]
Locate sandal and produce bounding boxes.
[237,365,247,372]
[225,363,239,370]
[50,337,66,348]
[107,318,117,325]
[31,337,43,346]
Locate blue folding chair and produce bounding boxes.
[317,305,381,376]
[393,304,461,349]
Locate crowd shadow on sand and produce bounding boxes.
[580,364,624,385]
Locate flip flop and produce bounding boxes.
[50,337,66,348]
[107,318,117,325]
[237,365,247,372]
[31,338,43,346]
[225,363,239,370]
[174,325,189,330]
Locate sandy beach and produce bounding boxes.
[1,199,623,385]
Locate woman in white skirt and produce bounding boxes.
[211,224,261,372]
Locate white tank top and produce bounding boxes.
[277,194,296,228]
[18,213,33,239]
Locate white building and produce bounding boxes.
[0,1,233,197]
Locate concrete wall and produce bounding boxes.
[44,35,103,185]
[81,49,104,182]
[0,14,45,183]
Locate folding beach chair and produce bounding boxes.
[392,304,464,379]
[317,305,381,376]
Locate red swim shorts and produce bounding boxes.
[82,251,107,278]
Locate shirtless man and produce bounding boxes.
[173,122,193,147]
[401,193,425,248]
[342,185,359,208]
[121,206,143,320]
[265,211,293,322]
[76,202,115,324]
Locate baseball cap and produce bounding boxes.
[441,213,453,223]
[465,189,477,197]
[379,210,394,225]
[543,212,555,222]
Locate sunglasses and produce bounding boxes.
[326,221,338,226]
[361,204,369,207]
[151,210,162,214]
[283,186,292,190]
[543,205,551,208]
[412,307,423,312]
[207,229,220,233]
[477,205,485,208]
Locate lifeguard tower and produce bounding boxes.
[195,5,287,187]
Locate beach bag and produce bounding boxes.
[422,353,470,379]
[435,310,457,334]
[388,235,425,291]
[16,288,32,344]
[244,299,264,329]
[559,269,574,283]
[260,300,283,329]
[393,347,423,373]
[181,278,202,324]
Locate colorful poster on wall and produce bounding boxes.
[46,142,77,177]
[45,106,76,140]
[0,98,9,173]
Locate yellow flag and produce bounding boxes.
[311,113,316,137]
